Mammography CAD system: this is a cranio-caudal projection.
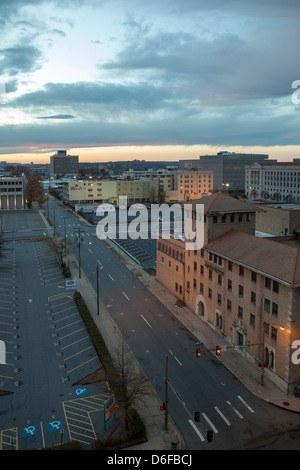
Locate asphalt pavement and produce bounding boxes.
[48,207,300,451]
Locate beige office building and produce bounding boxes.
[63,179,159,205]
[157,193,300,393]
[0,176,26,210]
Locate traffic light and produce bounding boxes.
[216,346,221,356]
[207,430,213,442]
[160,402,165,411]
[194,411,200,422]
[196,348,201,358]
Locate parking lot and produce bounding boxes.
[0,237,116,449]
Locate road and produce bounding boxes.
[45,197,300,450]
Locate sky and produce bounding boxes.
[1,0,300,164]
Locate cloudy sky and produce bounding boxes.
[1,0,300,163]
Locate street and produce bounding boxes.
[44,198,300,450]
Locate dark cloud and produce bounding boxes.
[12,81,174,111]
[0,45,43,76]
[37,114,76,119]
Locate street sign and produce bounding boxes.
[235,344,251,350]
[105,396,115,422]
[66,279,76,290]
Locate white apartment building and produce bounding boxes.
[0,176,26,210]
[246,161,300,202]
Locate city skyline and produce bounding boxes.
[1,1,300,163]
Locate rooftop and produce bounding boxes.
[205,229,300,287]
[186,192,258,214]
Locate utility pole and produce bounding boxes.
[97,264,100,316]
[164,348,186,431]
[165,355,169,431]
[74,227,84,279]
[61,216,67,251]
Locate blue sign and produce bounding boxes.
[47,419,63,432]
[74,386,88,397]
[22,425,37,437]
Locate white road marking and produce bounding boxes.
[188,420,205,441]
[202,413,218,433]
[88,249,92,254]
[168,349,183,366]
[140,314,152,328]
[226,401,244,419]
[122,291,130,301]
[108,273,114,281]
[214,406,231,426]
[237,396,254,413]
[97,260,102,266]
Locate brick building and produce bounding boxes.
[156,193,300,392]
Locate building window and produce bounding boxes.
[200,282,203,294]
[209,270,213,280]
[228,279,232,291]
[250,313,255,327]
[161,256,164,264]
[273,281,279,293]
[251,291,256,304]
[272,302,278,316]
[175,264,179,272]
[200,265,204,275]
[213,216,218,224]
[271,327,277,341]
[193,279,197,289]
[187,281,190,292]
[227,299,232,311]
[218,274,222,286]
[194,261,197,271]
[217,294,222,305]
[238,285,243,297]
[264,298,270,312]
[239,266,244,277]
[208,288,212,299]
[228,261,233,271]
[238,306,243,318]
[265,277,271,289]
[251,271,257,283]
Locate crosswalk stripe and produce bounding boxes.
[226,401,244,419]
[214,406,231,425]
[188,420,205,441]
[202,413,218,433]
[237,395,255,413]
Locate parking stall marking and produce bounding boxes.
[62,393,112,444]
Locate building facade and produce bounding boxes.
[246,161,300,202]
[179,151,270,192]
[0,176,26,210]
[50,150,79,178]
[63,179,159,205]
[156,193,300,392]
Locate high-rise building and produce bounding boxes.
[179,151,271,192]
[50,150,79,178]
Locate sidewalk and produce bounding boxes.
[65,235,300,451]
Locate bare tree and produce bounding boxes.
[110,341,151,431]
